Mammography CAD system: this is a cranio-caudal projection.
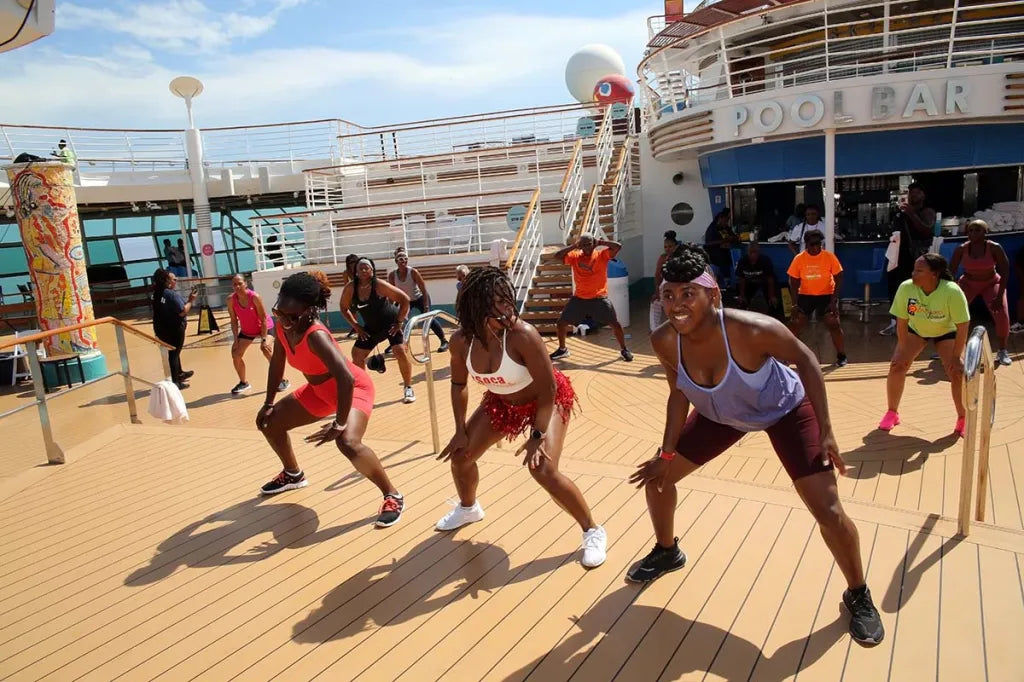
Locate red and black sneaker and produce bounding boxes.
[260,470,307,495]
[376,493,405,527]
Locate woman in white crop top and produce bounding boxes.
[434,266,607,568]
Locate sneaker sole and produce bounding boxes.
[435,513,485,532]
[375,515,402,528]
[850,632,884,646]
[260,479,308,495]
[625,553,688,583]
[581,554,607,569]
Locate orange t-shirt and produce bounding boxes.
[786,250,843,296]
[564,248,612,299]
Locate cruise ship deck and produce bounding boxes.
[1,311,1022,681]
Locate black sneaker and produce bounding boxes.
[376,493,404,527]
[384,346,393,356]
[260,470,307,495]
[175,381,190,390]
[550,347,570,360]
[843,586,884,645]
[180,370,195,380]
[621,348,634,362]
[836,353,848,367]
[626,538,687,583]
[232,381,251,395]
[438,341,449,353]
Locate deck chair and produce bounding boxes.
[433,215,458,255]
[405,214,428,255]
[387,218,407,254]
[449,216,477,254]
[4,328,44,384]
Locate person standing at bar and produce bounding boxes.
[881,183,936,336]
[787,204,825,255]
[704,208,739,286]
[787,230,848,367]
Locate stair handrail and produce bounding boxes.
[504,190,544,312]
[594,106,615,180]
[578,182,602,241]
[402,310,460,454]
[559,139,584,237]
[0,317,174,465]
[957,325,998,537]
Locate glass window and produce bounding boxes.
[0,245,27,276]
[0,275,30,297]
[215,253,232,274]
[119,236,158,262]
[154,214,183,234]
[0,223,22,244]
[212,230,227,251]
[125,261,160,281]
[115,216,153,235]
[235,249,256,273]
[83,218,114,237]
[86,239,120,264]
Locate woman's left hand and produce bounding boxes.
[389,322,403,337]
[305,420,346,447]
[516,436,549,470]
[260,340,272,360]
[819,428,847,475]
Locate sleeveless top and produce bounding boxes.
[231,290,273,336]
[391,269,423,300]
[349,278,398,331]
[961,242,998,278]
[466,329,533,395]
[674,313,805,432]
[276,321,335,375]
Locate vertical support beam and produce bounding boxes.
[958,365,980,536]
[823,0,831,81]
[177,200,193,278]
[882,0,891,73]
[421,332,441,454]
[975,336,995,522]
[115,325,141,424]
[26,341,64,464]
[160,347,173,381]
[824,128,836,253]
[719,28,733,99]
[947,0,961,68]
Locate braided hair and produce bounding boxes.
[662,244,711,283]
[457,266,516,342]
[152,267,171,313]
[919,253,954,282]
[279,269,332,314]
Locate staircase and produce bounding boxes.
[519,249,574,334]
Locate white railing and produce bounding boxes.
[251,188,536,269]
[559,140,585,237]
[957,325,998,537]
[639,0,1024,121]
[594,109,614,181]
[504,190,544,311]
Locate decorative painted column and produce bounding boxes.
[4,161,105,371]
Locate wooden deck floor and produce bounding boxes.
[1,309,1023,680]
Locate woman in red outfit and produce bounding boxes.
[950,219,1013,366]
[256,270,404,527]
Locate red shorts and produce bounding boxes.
[481,370,577,440]
[677,398,832,481]
[293,362,376,419]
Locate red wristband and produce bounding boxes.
[659,448,676,461]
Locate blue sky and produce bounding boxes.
[2,0,676,128]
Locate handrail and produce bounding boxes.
[578,183,600,240]
[337,102,594,138]
[402,310,460,453]
[504,189,541,271]
[559,140,584,193]
[957,325,998,536]
[0,316,172,351]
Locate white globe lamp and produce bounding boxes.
[565,44,627,104]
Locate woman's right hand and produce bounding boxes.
[256,404,274,431]
[438,430,469,463]
[355,326,370,341]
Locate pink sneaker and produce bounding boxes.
[954,416,966,438]
[878,410,900,431]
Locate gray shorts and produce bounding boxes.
[559,296,618,326]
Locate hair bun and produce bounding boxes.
[307,269,333,306]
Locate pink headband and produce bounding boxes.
[690,269,719,289]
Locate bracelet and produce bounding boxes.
[331,419,347,431]
[658,448,676,461]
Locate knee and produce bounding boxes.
[889,356,912,374]
[529,460,558,487]
[825,314,841,329]
[810,499,847,531]
[336,433,361,457]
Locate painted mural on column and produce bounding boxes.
[5,161,99,355]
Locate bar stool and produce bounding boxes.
[854,248,887,323]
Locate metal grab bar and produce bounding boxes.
[957,325,998,537]
[403,310,459,454]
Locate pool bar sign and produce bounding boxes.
[731,79,970,136]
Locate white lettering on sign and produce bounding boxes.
[732,106,748,136]
[754,101,783,133]
[946,80,969,114]
[791,95,825,127]
[902,83,939,117]
[871,86,896,120]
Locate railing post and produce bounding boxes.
[958,375,979,536]
[422,339,441,454]
[26,341,64,465]
[160,347,172,381]
[115,325,142,424]
[975,335,996,523]
[946,0,961,68]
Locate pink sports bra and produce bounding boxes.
[962,242,997,277]
[466,329,533,395]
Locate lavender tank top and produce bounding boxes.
[675,313,804,432]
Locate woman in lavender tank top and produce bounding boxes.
[627,245,884,646]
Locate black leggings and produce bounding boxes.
[158,327,186,382]
[410,296,446,342]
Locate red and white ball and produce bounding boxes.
[593,74,635,105]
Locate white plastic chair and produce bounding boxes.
[405,214,428,255]
[387,218,406,253]
[4,328,43,384]
[434,215,458,255]
[449,216,476,254]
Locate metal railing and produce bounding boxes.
[957,325,998,537]
[559,140,585,235]
[403,310,460,454]
[639,0,1024,122]
[504,190,544,312]
[0,317,173,465]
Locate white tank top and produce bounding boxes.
[466,329,533,395]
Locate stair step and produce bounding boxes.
[521,311,562,321]
[533,323,558,334]
[537,263,571,274]
[529,285,573,296]
[524,297,570,308]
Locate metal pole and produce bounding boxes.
[882,0,891,74]
[946,0,962,68]
[177,200,193,278]
[115,326,142,424]
[719,28,733,98]
[422,336,440,454]
[26,341,64,464]
[160,347,172,381]
[824,128,836,253]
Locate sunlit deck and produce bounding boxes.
[1,308,1023,680]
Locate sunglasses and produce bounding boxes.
[272,307,301,323]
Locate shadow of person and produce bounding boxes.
[842,431,959,481]
[186,391,259,409]
[881,513,963,613]
[502,586,846,682]
[323,442,425,492]
[78,389,149,408]
[124,496,371,587]
[291,535,574,645]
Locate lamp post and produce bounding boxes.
[169,75,221,306]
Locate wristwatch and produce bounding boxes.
[530,428,544,440]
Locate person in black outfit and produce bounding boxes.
[152,268,196,389]
[704,208,738,287]
[882,183,936,335]
[339,257,417,404]
[734,242,781,318]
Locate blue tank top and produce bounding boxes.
[675,313,805,432]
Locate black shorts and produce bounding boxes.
[909,327,957,343]
[237,332,259,341]
[353,327,404,351]
[559,296,618,326]
[797,294,833,318]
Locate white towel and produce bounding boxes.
[147,380,189,424]
[930,236,943,255]
[489,238,510,267]
[649,301,665,331]
[885,231,900,272]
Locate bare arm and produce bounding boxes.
[650,324,691,454]
[228,295,239,338]
[949,245,964,277]
[447,332,470,434]
[993,242,1010,298]
[830,272,843,311]
[515,325,558,435]
[412,268,431,308]
[338,283,363,332]
[896,317,911,346]
[263,334,287,406]
[252,293,269,338]
[307,330,355,425]
[552,240,579,263]
[952,321,969,367]
[375,278,411,323]
[598,240,622,259]
[789,277,801,305]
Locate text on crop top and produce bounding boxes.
[466,329,533,395]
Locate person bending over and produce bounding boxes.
[949,219,1012,366]
[389,247,448,351]
[227,273,290,395]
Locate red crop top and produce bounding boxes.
[276,321,335,375]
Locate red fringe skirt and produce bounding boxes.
[481,370,578,441]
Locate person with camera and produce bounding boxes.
[151,268,196,389]
[339,257,417,404]
[881,183,936,335]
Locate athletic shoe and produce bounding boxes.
[620,349,634,362]
[1010,322,1024,334]
[878,410,900,431]
[403,386,416,403]
[879,321,896,336]
[549,347,570,360]
[438,341,449,352]
[581,526,608,568]
[261,470,307,495]
[376,493,404,527]
[836,353,848,367]
[278,379,291,391]
[843,586,885,645]
[435,501,485,531]
[231,381,251,395]
[996,349,1012,366]
[180,370,195,380]
[954,416,966,438]
[384,346,393,355]
[626,538,687,583]
[175,381,190,390]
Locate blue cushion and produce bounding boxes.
[855,268,884,285]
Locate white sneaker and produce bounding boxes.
[435,501,485,531]
[997,349,1012,366]
[879,321,896,336]
[581,525,607,568]
[403,386,416,404]
[278,379,290,391]
[1010,322,1024,334]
